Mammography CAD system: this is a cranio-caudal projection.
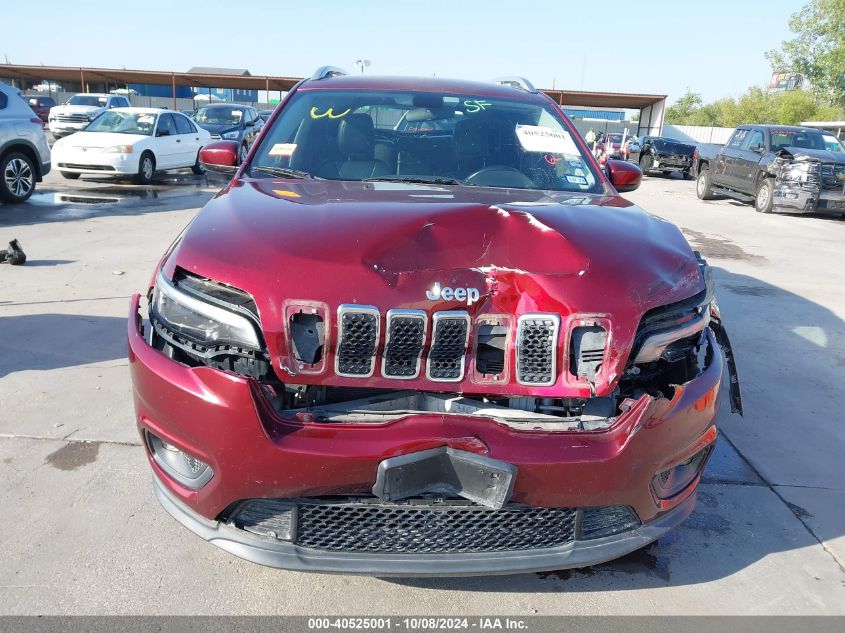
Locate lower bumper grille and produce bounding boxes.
[57,163,116,171]
[226,498,640,554]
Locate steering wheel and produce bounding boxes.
[464,165,535,188]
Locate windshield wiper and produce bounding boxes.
[251,166,315,179]
[364,175,462,185]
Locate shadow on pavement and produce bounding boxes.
[0,313,127,377]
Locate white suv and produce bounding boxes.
[0,81,51,203]
[48,93,131,138]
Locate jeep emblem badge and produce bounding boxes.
[426,282,480,305]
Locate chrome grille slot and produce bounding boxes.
[516,314,560,386]
[426,311,471,382]
[335,305,380,377]
[382,310,427,379]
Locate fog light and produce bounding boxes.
[652,446,712,499]
[147,431,213,489]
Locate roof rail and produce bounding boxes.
[493,77,536,93]
[310,66,349,81]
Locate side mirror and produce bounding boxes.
[606,159,642,193]
[752,144,765,154]
[156,129,170,137]
[200,140,239,175]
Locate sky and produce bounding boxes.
[0,0,804,105]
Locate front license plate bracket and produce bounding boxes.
[371,447,517,509]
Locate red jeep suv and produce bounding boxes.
[128,68,742,575]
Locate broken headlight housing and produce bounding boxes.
[151,269,261,350]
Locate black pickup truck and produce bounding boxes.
[628,136,697,178]
[692,125,845,214]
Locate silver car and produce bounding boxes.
[0,81,51,203]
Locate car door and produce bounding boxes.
[732,128,765,195]
[243,108,258,146]
[714,128,747,189]
[153,113,179,168]
[172,113,200,166]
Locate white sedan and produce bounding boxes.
[51,108,211,184]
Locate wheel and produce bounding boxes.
[61,171,80,180]
[237,143,248,165]
[191,149,206,175]
[755,177,774,214]
[639,153,653,174]
[0,152,37,203]
[135,152,155,185]
[696,167,714,200]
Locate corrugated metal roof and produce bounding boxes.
[186,67,251,76]
[562,108,624,121]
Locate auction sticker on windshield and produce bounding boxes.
[516,124,580,156]
[269,143,297,157]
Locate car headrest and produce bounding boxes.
[453,118,486,157]
[338,113,375,157]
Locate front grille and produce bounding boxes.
[820,163,845,190]
[335,305,380,377]
[225,498,641,553]
[57,163,115,171]
[516,314,560,385]
[296,499,577,553]
[426,312,470,381]
[383,309,426,378]
[56,114,90,123]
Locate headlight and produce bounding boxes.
[103,145,134,153]
[151,270,260,349]
[221,130,239,139]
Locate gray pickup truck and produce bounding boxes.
[692,125,845,215]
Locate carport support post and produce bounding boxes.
[171,74,177,110]
[79,68,85,93]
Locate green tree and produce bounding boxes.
[664,91,703,124]
[766,0,845,104]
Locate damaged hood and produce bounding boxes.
[165,179,704,393]
[777,146,845,163]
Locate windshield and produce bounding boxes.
[193,107,245,126]
[249,89,602,193]
[85,111,157,135]
[770,130,828,151]
[68,95,108,107]
[822,134,845,153]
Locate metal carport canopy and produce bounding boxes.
[543,89,667,136]
[0,64,667,133]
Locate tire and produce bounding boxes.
[135,152,155,185]
[191,149,206,175]
[755,177,775,214]
[696,167,715,200]
[0,151,37,203]
[639,153,653,174]
[238,143,248,165]
[61,171,81,180]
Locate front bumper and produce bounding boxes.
[153,473,697,576]
[53,148,140,175]
[48,121,89,136]
[773,182,845,214]
[129,294,723,573]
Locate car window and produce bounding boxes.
[741,130,764,151]
[157,113,177,136]
[85,111,157,135]
[173,114,193,135]
[193,107,244,125]
[251,88,604,193]
[727,129,748,148]
[0,91,7,110]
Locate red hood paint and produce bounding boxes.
[164,178,704,397]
